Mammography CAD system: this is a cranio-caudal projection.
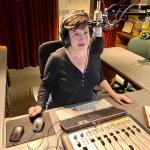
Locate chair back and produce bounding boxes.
[127,37,150,59]
[38,40,63,79]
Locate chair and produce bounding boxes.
[33,40,63,102]
[38,40,63,79]
[127,37,150,59]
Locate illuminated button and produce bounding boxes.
[125,117,129,121]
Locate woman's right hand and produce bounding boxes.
[28,105,43,117]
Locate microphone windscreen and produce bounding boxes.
[89,37,104,55]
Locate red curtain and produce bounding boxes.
[0,0,59,69]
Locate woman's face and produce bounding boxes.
[68,25,90,51]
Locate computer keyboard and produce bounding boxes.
[71,99,113,114]
[60,106,127,132]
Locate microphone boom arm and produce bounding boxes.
[87,0,150,31]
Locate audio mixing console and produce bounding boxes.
[62,116,150,150]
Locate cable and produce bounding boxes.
[107,0,127,11]
[27,132,44,150]
[118,0,127,5]
[42,121,63,150]
[118,4,137,22]
[45,129,64,150]
[117,4,150,22]
[56,130,64,150]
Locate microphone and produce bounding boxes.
[87,0,119,32]
[101,8,115,32]
[94,6,119,32]
[87,0,103,27]
[93,0,103,25]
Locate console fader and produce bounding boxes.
[62,116,150,150]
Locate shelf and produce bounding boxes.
[115,32,136,49]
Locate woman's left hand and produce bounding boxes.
[111,93,133,105]
[99,80,133,105]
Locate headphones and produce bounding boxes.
[60,12,91,48]
[60,26,71,48]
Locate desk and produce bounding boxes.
[101,47,150,92]
[1,89,150,149]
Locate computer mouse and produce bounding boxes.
[33,117,45,133]
[9,125,24,142]
[29,113,42,124]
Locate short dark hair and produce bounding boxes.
[60,12,92,48]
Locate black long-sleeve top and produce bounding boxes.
[38,37,105,109]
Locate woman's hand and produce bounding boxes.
[28,105,43,117]
[111,92,133,105]
[99,80,133,105]
[93,26,102,37]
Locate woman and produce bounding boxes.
[29,12,133,117]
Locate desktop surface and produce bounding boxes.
[101,47,150,92]
[2,89,150,149]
